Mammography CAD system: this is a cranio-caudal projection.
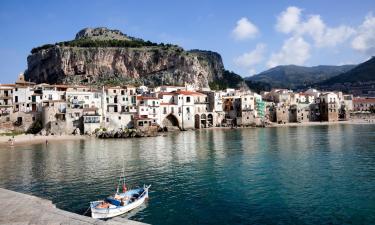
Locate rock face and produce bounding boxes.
[74,27,132,40]
[25,28,224,88]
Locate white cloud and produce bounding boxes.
[352,13,375,55]
[232,17,259,40]
[275,6,355,48]
[234,43,266,68]
[248,68,257,76]
[275,6,302,33]
[315,25,355,47]
[267,36,310,68]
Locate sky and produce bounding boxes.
[0,0,374,83]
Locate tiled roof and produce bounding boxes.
[353,98,375,104]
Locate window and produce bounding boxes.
[121,90,125,95]
[186,107,190,113]
[118,116,121,120]
[15,96,18,103]
[114,90,116,93]
[106,118,109,122]
[171,107,174,113]
[163,107,167,114]
[186,97,191,103]
[178,107,182,113]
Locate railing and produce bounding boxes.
[83,116,100,123]
[0,94,12,99]
[194,101,209,104]
[242,107,253,111]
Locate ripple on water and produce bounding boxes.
[0,125,374,225]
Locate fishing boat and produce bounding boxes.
[90,175,150,219]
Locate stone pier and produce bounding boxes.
[0,187,149,225]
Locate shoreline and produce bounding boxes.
[0,134,88,147]
[267,119,375,128]
[1,119,374,147]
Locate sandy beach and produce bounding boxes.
[268,119,375,128]
[0,134,88,147]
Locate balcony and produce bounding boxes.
[83,116,100,124]
[0,95,12,99]
[242,107,254,111]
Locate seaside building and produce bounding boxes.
[353,97,375,112]
[318,92,339,122]
[0,72,370,135]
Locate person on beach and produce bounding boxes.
[9,136,14,146]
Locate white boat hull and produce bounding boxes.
[90,186,149,219]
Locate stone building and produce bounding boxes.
[0,84,14,130]
[289,104,310,123]
[275,104,289,124]
[318,92,339,122]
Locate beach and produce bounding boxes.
[267,119,375,128]
[0,134,88,147]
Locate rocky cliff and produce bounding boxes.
[25,27,224,88]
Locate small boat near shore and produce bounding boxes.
[90,175,150,219]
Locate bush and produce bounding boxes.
[31,38,161,54]
[26,120,43,134]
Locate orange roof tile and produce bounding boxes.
[353,98,375,104]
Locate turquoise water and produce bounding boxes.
[0,125,374,225]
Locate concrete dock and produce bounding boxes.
[0,187,149,225]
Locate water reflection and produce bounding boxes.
[0,124,374,225]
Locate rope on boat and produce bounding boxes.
[83,206,91,216]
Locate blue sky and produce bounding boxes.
[0,0,374,83]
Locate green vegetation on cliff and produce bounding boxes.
[31,39,179,54]
[209,70,244,90]
[209,70,271,93]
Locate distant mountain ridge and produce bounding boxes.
[245,64,356,89]
[318,57,375,85]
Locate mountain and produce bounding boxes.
[24,27,226,89]
[245,65,356,89]
[318,57,375,85]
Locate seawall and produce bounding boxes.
[0,187,149,225]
